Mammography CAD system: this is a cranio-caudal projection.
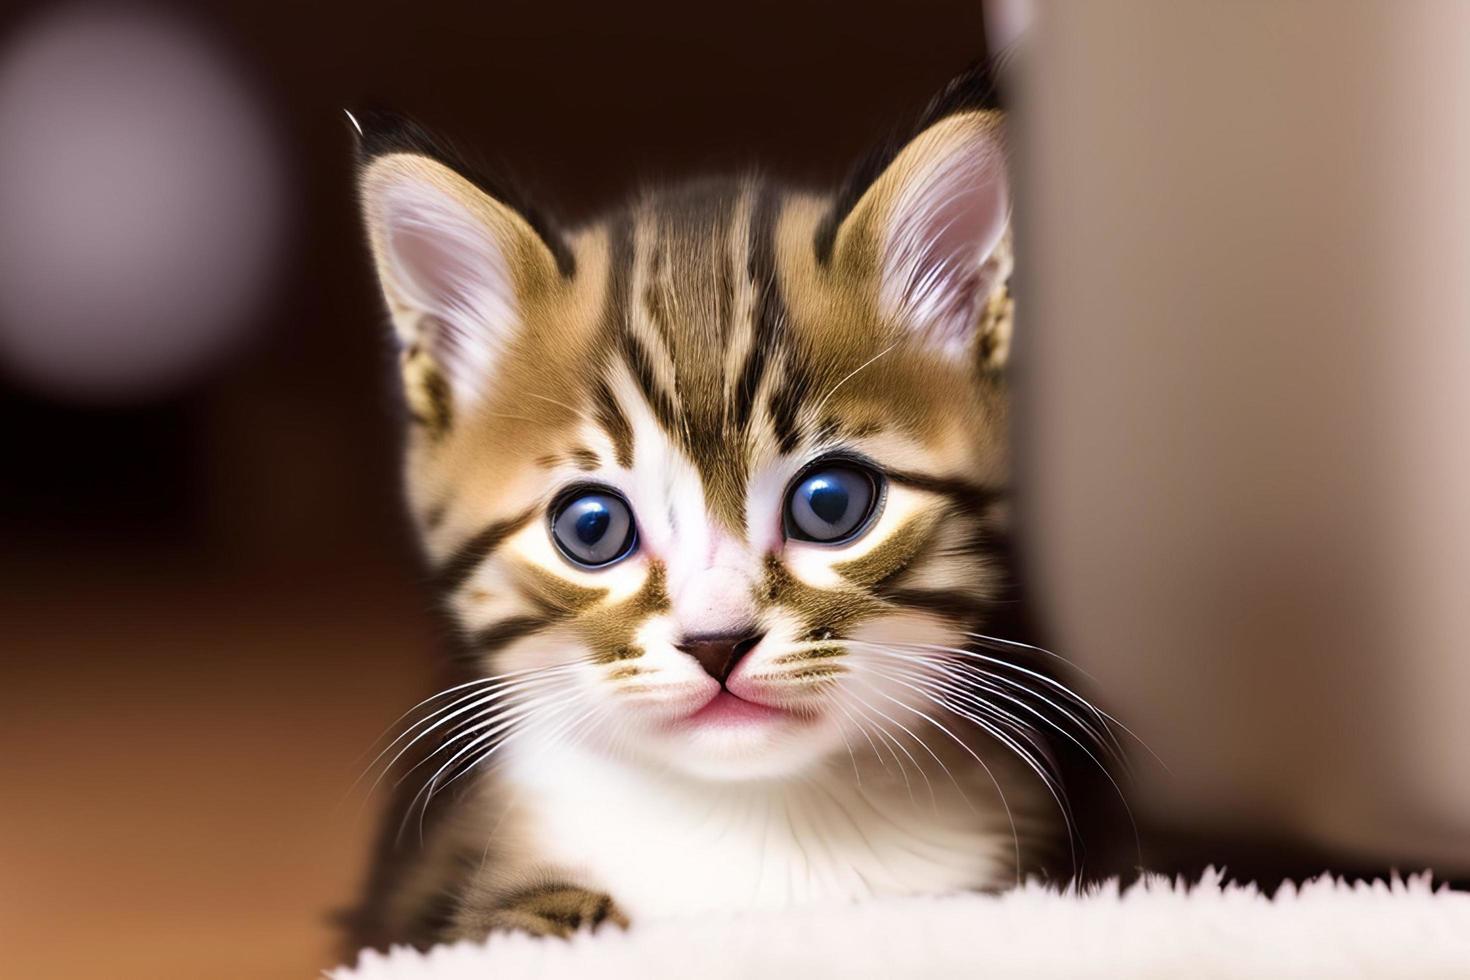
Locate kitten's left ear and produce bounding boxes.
[822,97,1010,363]
[353,113,571,430]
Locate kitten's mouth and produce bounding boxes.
[676,690,788,728]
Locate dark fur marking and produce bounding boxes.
[485,883,627,936]
[619,329,680,431]
[886,468,1004,509]
[469,615,551,654]
[606,214,634,312]
[419,364,455,437]
[568,446,600,471]
[733,185,785,431]
[641,245,679,355]
[760,554,886,637]
[579,562,670,664]
[537,447,602,472]
[767,357,810,455]
[592,379,634,469]
[877,586,992,622]
[437,508,538,594]
[833,514,938,590]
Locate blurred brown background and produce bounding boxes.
[1012,0,1470,889]
[0,1,990,976]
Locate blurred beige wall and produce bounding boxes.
[1013,1,1470,873]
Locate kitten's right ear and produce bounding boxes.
[817,66,1010,364]
[353,113,569,432]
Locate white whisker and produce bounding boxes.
[844,695,920,805]
[403,694,588,843]
[852,674,1024,882]
[810,342,899,422]
[361,666,583,799]
[829,698,891,777]
[886,638,1141,769]
[858,643,1120,769]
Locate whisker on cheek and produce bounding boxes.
[861,643,1142,866]
[851,670,1025,882]
[469,699,609,785]
[410,673,615,826]
[886,637,1139,771]
[870,645,1122,775]
[354,661,558,759]
[962,634,1161,777]
[401,695,590,844]
[841,694,924,807]
[354,662,574,765]
[827,699,887,775]
[355,665,586,801]
[398,690,571,793]
[850,643,1112,879]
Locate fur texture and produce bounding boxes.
[334,871,1470,979]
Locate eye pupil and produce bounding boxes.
[575,507,609,545]
[551,490,637,568]
[806,478,850,524]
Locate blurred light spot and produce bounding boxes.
[0,5,285,402]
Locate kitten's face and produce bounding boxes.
[359,105,1012,781]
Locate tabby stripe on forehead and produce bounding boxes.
[607,214,682,434]
[641,243,678,355]
[767,355,810,455]
[731,186,785,431]
[592,379,634,468]
[436,507,537,593]
[598,214,655,436]
[605,214,634,324]
[618,329,680,432]
[713,225,735,345]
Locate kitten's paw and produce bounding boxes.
[479,884,629,939]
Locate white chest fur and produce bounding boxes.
[496,738,1012,919]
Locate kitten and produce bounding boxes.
[345,67,1115,950]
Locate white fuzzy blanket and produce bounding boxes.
[332,870,1470,979]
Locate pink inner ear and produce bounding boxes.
[379,181,515,407]
[883,131,1009,353]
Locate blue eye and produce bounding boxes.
[784,463,881,544]
[550,489,637,568]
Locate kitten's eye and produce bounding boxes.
[784,463,881,544]
[550,489,637,568]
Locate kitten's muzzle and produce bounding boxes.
[676,631,764,684]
